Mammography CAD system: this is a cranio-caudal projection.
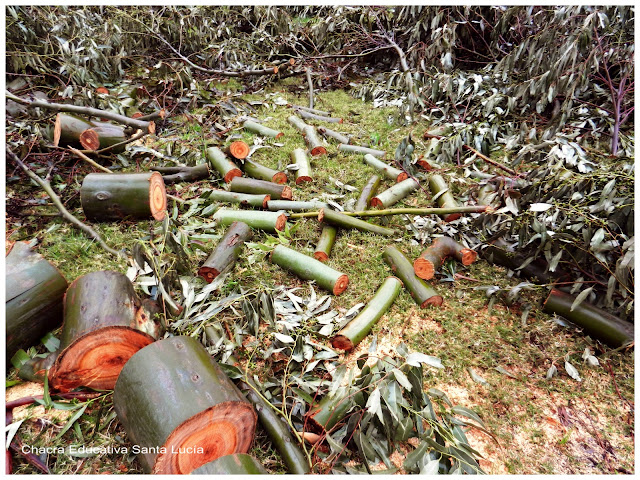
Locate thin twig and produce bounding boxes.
[306,67,314,109]
[68,148,113,173]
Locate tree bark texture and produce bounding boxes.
[305,387,351,434]
[150,164,210,185]
[207,190,270,209]
[213,208,286,232]
[206,147,243,183]
[113,336,257,474]
[370,178,420,209]
[241,158,288,184]
[243,120,283,139]
[53,113,94,148]
[198,222,253,283]
[339,144,386,158]
[291,148,312,184]
[230,177,292,200]
[191,454,266,475]
[355,175,381,212]
[318,126,350,145]
[267,200,327,212]
[383,246,443,308]
[319,208,396,236]
[414,236,478,280]
[363,153,408,183]
[314,225,338,262]
[428,174,461,222]
[80,121,127,153]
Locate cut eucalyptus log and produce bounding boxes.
[305,387,351,434]
[383,246,443,308]
[243,120,283,139]
[363,153,408,182]
[49,270,161,392]
[291,104,330,116]
[355,175,381,212]
[338,144,386,158]
[318,208,396,236]
[150,164,210,185]
[80,121,127,153]
[296,109,342,124]
[271,245,349,295]
[241,158,287,184]
[267,200,327,212]
[6,242,68,362]
[287,115,309,132]
[230,177,292,200]
[113,336,257,474]
[542,289,634,348]
[291,148,312,184]
[53,113,94,148]
[428,174,461,222]
[303,126,327,156]
[198,222,253,283]
[80,172,167,221]
[332,276,402,351]
[191,454,267,475]
[207,190,270,209]
[224,140,250,160]
[370,178,420,209]
[213,208,286,232]
[314,225,338,262]
[206,147,243,183]
[318,126,350,145]
[414,236,478,280]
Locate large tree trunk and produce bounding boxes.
[370,178,420,209]
[80,172,167,221]
[49,271,161,392]
[206,147,242,183]
[6,242,68,362]
[230,177,292,200]
[213,209,286,232]
[53,113,93,148]
[191,454,267,475]
[414,236,477,280]
[80,121,127,153]
[241,159,287,184]
[198,222,253,283]
[113,336,257,474]
[383,246,443,308]
[363,154,407,182]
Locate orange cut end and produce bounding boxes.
[317,209,325,223]
[272,172,287,184]
[275,214,287,231]
[96,87,109,95]
[421,295,444,308]
[147,121,156,135]
[397,172,409,182]
[295,176,313,185]
[149,172,167,220]
[131,112,143,119]
[310,146,327,156]
[331,335,354,352]
[370,197,383,209]
[313,251,329,262]
[281,186,293,200]
[228,141,250,160]
[443,213,462,222]
[289,58,295,65]
[460,248,478,265]
[413,257,435,280]
[53,113,63,147]
[332,275,349,295]
[261,195,271,209]
[198,267,219,283]
[79,129,100,150]
[275,132,284,139]
[224,169,243,184]
[337,118,344,124]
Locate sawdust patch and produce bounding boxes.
[6,382,72,423]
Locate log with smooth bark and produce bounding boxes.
[53,113,93,148]
[289,205,492,219]
[318,126,350,145]
[271,245,349,295]
[303,126,327,156]
[6,242,68,362]
[207,190,270,209]
[383,246,443,308]
[287,115,309,133]
[230,177,292,200]
[80,172,167,221]
[223,141,250,160]
[319,208,396,236]
[370,177,420,209]
[267,200,327,212]
[291,148,312,184]
[290,104,330,116]
[243,120,283,138]
[305,386,351,434]
[296,109,343,124]
[198,222,253,283]
[314,225,338,262]
[191,454,267,475]
[428,174,462,222]
[338,144,386,158]
[241,158,287,184]
[355,175,381,211]
[79,121,127,153]
[414,236,478,280]
[542,289,634,348]
[206,147,243,183]
[49,270,161,392]
[113,336,257,474]
[150,164,210,184]
[363,153,408,182]
[332,277,403,351]
[213,209,286,232]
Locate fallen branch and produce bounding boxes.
[150,164,210,184]
[69,147,113,173]
[289,205,492,219]
[306,67,314,109]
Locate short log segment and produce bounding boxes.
[49,271,160,392]
[80,121,127,153]
[332,277,402,351]
[370,178,420,209]
[6,242,68,362]
[206,147,242,183]
[198,222,253,283]
[364,153,408,183]
[80,172,167,221]
[291,148,312,184]
[383,246,443,308]
[303,126,327,156]
[314,225,338,262]
[296,109,343,124]
[428,174,461,222]
[305,387,351,434]
[271,245,349,295]
[241,158,287,184]
[339,144,386,158]
[230,177,292,200]
[287,115,309,133]
[542,289,634,348]
[414,236,478,280]
[191,454,266,475]
[318,126,350,145]
[113,336,257,474]
[243,120,283,139]
[213,209,286,232]
[267,200,327,212]
[319,208,396,237]
[291,105,330,116]
[223,141,250,161]
[53,113,93,148]
[355,175,381,212]
[150,164,210,185]
[207,190,270,209]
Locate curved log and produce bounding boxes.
[414,236,477,280]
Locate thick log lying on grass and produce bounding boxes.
[49,271,161,392]
[428,174,462,222]
[318,126,350,145]
[80,121,127,153]
[290,205,492,219]
[241,158,287,184]
[314,225,338,262]
[355,175,381,212]
[291,104,330,116]
[332,276,402,351]
[339,144,386,158]
[383,246,443,308]
[319,208,396,236]
[291,148,312,184]
[543,289,634,348]
[81,172,167,221]
[53,113,94,148]
[192,454,267,475]
[213,208,286,232]
[223,141,250,161]
[303,126,327,156]
[114,336,257,474]
[271,245,349,295]
[230,177,292,200]
[243,120,283,139]
[6,242,68,362]
[208,190,270,209]
[206,147,242,183]
[370,178,420,209]
[288,115,309,132]
[267,200,327,212]
[150,164,209,184]
[363,153,408,183]
[297,109,342,124]
[198,222,253,283]
[414,236,477,280]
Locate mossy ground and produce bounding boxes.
[6,78,634,475]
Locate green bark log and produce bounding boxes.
[191,454,267,475]
[306,386,351,434]
[150,164,210,185]
[355,175,381,212]
[291,105,330,116]
[243,120,283,139]
[314,225,338,262]
[267,200,327,212]
[370,178,420,209]
[271,245,349,295]
[303,126,327,156]
[332,277,402,351]
[414,236,478,280]
[297,109,343,124]
[241,158,287,184]
[319,208,396,236]
[480,245,569,284]
[230,177,292,200]
[428,174,461,222]
[339,144,386,158]
[81,121,127,153]
[287,115,309,132]
[207,190,270,209]
[53,113,93,148]
[198,222,253,283]
[363,154,408,183]
[291,148,312,184]
[206,147,242,183]
[213,208,286,232]
[289,205,491,219]
[318,126,350,145]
